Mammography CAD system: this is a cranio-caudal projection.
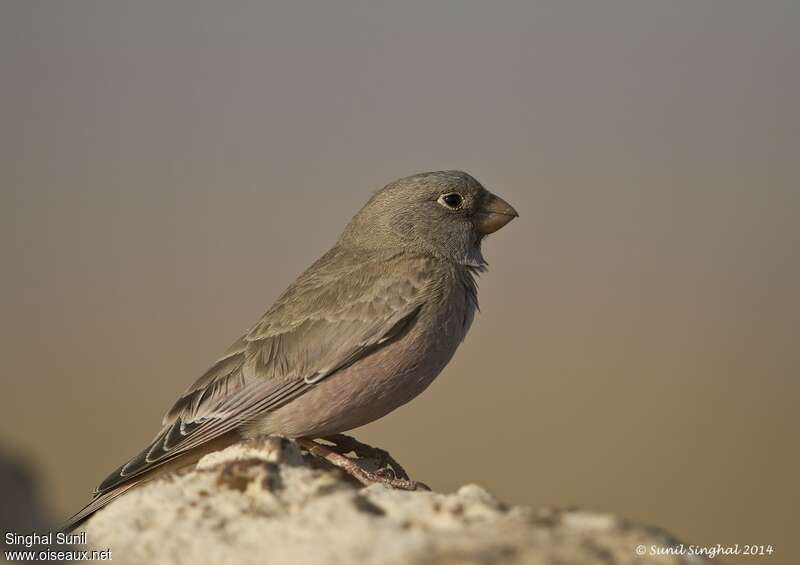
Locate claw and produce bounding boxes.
[298,436,427,492]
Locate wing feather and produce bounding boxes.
[94,250,432,496]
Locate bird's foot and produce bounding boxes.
[297,436,430,491]
[321,433,412,480]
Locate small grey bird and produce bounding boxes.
[63,170,517,530]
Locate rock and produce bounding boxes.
[0,449,55,536]
[0,448,67,564]
[80,437,713,565]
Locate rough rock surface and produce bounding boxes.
[80,438,713,565]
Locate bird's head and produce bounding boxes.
[340,170,518,266]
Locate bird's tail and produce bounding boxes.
[59,431,241,533]
[58,480,143,533]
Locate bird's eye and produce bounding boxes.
[438,193,464,210]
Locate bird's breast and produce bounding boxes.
[246,269,478,438]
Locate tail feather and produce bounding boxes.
[58,481,142,533]
[60,431,240,532]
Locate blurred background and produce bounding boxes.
[1,1,797,562]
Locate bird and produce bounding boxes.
[62,170,517,531]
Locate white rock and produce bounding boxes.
[80,437,712,565]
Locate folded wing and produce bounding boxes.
[94,249,430,495]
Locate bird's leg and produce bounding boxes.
[321,434,411,481]
[297,437,429,491]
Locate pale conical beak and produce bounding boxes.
[476,192,519,235]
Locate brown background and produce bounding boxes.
[1,1,797,563]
